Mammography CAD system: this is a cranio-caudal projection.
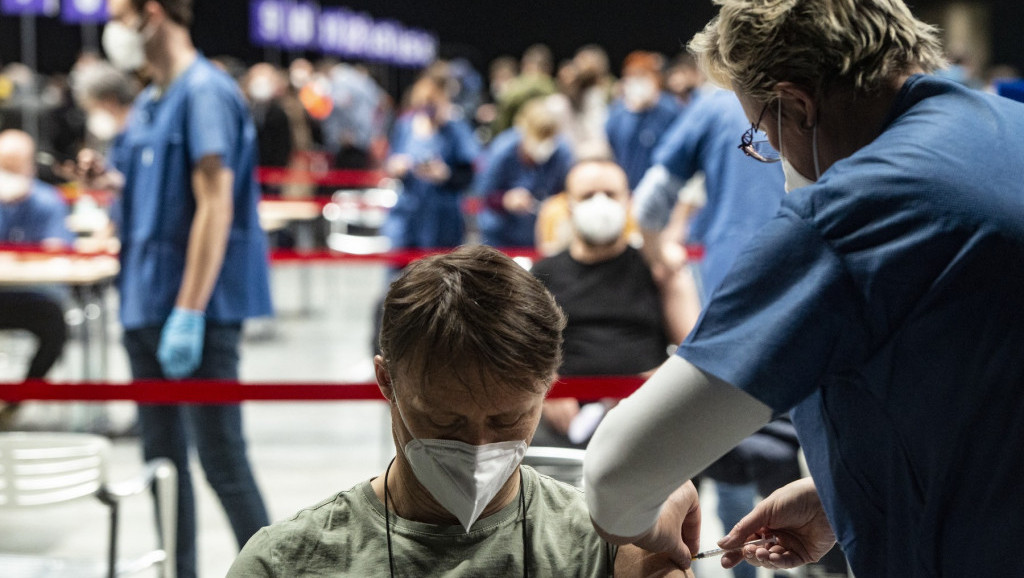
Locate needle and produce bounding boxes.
[692,535,778,560]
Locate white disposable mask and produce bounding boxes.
[248,76,275,103]
[87,110,120,142]
[572,191,627,245]
[102,21,146,72]
[777,99,820,193]
[0,169,31,203]
[781,156,816,193]
[623,77,657,110]
[403,434,527,533]
[525,138,556,164]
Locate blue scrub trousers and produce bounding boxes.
[123,324,269,578]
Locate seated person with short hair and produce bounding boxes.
[531,159,699,448]
[0,129,72,381]
[229,245,692,577]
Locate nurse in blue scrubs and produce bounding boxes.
[81,1,272,576]
[584,2,1024,577]
[382,69,480,251]
[605,51,683,189]
[475,96,574,248]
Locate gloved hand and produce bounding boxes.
[157,307,206,379]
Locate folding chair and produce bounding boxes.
[0,432,177,578]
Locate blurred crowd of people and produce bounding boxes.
[2,42,1018,252]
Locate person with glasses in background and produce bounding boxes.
[584,1,1024,577]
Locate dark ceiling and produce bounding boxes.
[2,1,1021,84]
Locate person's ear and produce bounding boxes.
[774,81,817,130]
[374,355,395,405]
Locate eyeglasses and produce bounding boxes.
[739,102,781,163]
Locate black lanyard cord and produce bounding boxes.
[385,458,396,578]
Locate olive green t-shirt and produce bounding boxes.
[228,466,614,577]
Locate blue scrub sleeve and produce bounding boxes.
[388,117,411,157]
[473,133,515,198]
[650,103,706,182]
[447,119,481,165]
[677,210,869,412]
[631,103,713,232]
[186,84,239,164]
[632,164,687,232]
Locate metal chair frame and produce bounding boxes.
[0,432,177,578]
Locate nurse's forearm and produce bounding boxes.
[176,158,234,312]
[584,356,773,539]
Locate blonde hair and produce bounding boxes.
[689,0,946,101]
[515,96,560,141]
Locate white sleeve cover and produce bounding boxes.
[583,355,773,538]
[632,164,687,232]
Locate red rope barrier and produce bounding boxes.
[0,243,116,257]
[1,244,703,266]
[256,167,385,188]
[268,247,543,267]
[259,196,334,208]
[3,243,704,271]
[1,376,645,404]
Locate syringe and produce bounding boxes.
[692,535,778,560]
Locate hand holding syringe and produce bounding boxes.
[692,535,778,560]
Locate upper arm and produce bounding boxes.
[584,356,772,537]
[191,155,233,203]
[613,544,695,578]
[227,529,276,577]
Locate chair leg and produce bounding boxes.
[107,500,119,578]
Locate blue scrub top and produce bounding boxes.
[113,56,273,330]
[677,75,1024,577]
[642,90,785,300]
[0,180,73,245]
[382,112,480,250]
[605,93,682,189]
[474,127,573,248]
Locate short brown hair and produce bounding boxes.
[133,0,192,28]
[379,245,566,394]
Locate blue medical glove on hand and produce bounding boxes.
[158,307,206,379]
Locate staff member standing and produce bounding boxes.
[583,1,1024,577]
[80,1,273,576]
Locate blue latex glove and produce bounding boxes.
[157,308,206,379]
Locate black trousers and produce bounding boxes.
[0,291,67,378]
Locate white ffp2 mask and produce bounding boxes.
[0,169,31,203]
[572,192,627,245]
[781,156,816,193]
[102,21,146,72]
[403,436,527,533]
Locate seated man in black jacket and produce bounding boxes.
[530,158,695,448]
